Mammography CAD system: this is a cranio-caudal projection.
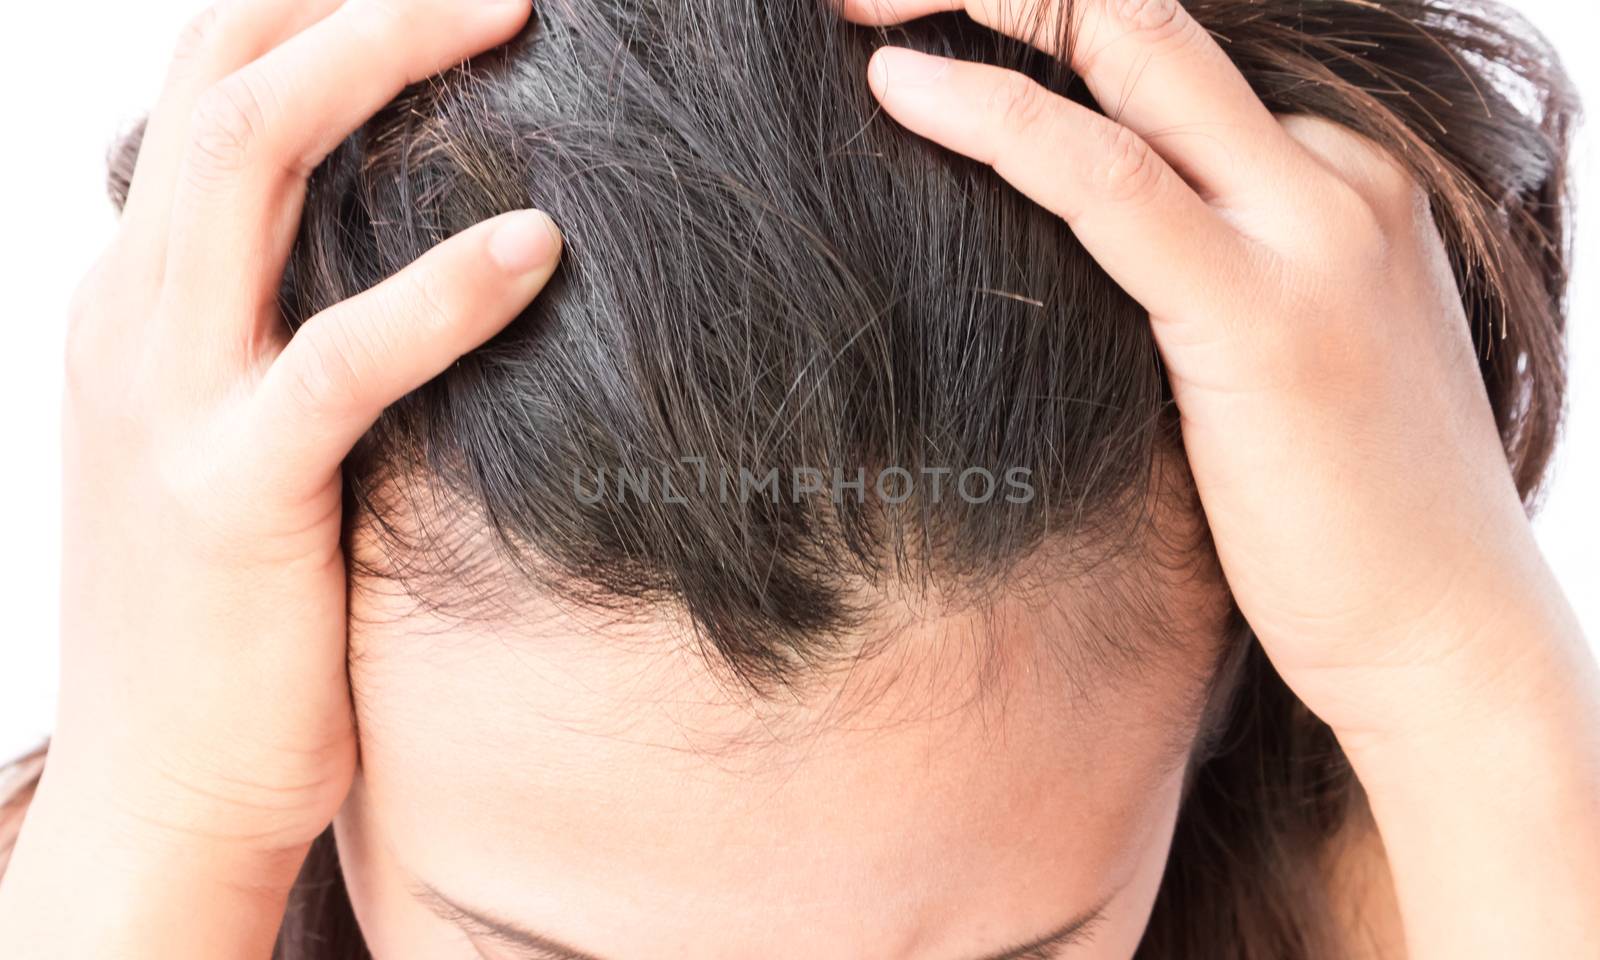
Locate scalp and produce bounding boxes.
[301,0,1181,687]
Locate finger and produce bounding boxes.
[121,0,345,257]
[868,47,1251,328]
[1279,114,1427,218]
[252,210,562,488]
[162,0,532,336]
[841,0,1316,207]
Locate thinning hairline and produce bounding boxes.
[344,464,1228,748]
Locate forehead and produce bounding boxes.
[343,574,1224,957]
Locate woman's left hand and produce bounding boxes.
[840,0,1600,957]
[844,0,1589,737]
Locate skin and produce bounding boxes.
[334,552,1226,960]
[0,0,1597,957]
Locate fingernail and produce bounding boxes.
[869,47,950,95]
[489,210,561,274]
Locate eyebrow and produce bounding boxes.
[412,882,1109,960]
[975,904,1108,960]
[414,883,606,960]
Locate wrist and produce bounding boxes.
[1333,574,1598,773]
[14,781,310,892]
[0,783,308,959]
[1318,521,1594,748]
[15,753,315,898]
[1330,595,1600,960]
[36,716,347,860]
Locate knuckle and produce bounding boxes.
[1281,115,1423,221]
[1112,0,1185,33]
[286,325,369,420]
[987,73,1055,142]
[1079,0,1198,72]
[1328,181,1387,243]
[1367,160,1428,218]
[172,6,220,66]
[187,74,270,177]
[1092,123,1165,205]
[404,269,462,337]
[1305,181,1393,277]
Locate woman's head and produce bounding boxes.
[335,552,1233,957]
[319,8,1239,952]
[104,0,1571,956]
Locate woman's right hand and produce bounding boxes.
[0,1,558,956]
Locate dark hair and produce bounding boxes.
[3,0,1575,956]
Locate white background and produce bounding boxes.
[1,2,1594,760]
